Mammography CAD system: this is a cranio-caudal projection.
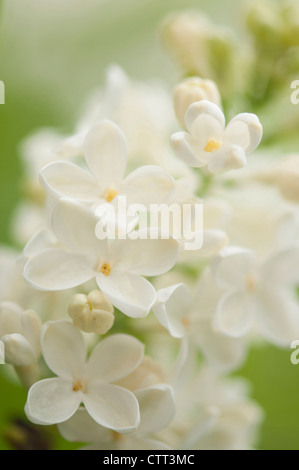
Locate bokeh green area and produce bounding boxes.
[0,0,299,450]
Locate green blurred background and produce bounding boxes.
[0,0,299,450]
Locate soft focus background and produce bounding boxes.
[0,0,299,450]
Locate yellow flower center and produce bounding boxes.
[246,274,257,293]
[72,380,83,392]
[104,189,118,202]
[100,262,111,277]
[204,139,222,153]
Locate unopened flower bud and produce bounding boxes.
[173,77,221,128]
[246,0,283,48]
[2,333,37,366]
[68,290,114,335]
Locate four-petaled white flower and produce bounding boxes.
[40,119,175,209]
[58,382,175,450]
[23,198,180,318]
[152,276,248,372]
[171,100,263,174]
[25,321,144,431]
[211,245,299,344]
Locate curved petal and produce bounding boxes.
[39,161,99,203]
[211,247,256,291]
[215,290,254,338]
[84,120,127,191]
[184,100,225,134]
[23,248,94,291]
[256,288,299,346]
[200,230,229,257]
[122,165,175,208]
[84,383,140,432]
[41,321,87,379]
[208,145,247,174]
[23,229,57,259]
[261,245,299,287]
[96,270,156,318]
[136,385,176,434]
[225,113,263,154]
[52,198,108,257]
[171,132,208,168]
[111,232,180,276]
[25,377,82,425]
[153,283,191,338]
[195,318,248,373]
[58,407,110,443]
[86,334,144,383]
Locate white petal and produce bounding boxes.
[122,165,175,208]
[23,248,94,291]
[211,247,256,290]
[136,385,176,434]
[261,246,299,287]
[52,198,108,257]
[23,229,57,258]
[225,113,263,154]
[111,232,180,276]
[184,100,225,134]
[181,407,219,450]
[39,161,99,203]
[256,288,299,346]
[195,319,248,372]
[215,290,254,338]
[84,383,140,432]
[153,283,191,338]
[84,120,127,190]
[200,230,228,257]
[96,270,156,318]
[208,145,247,174]
[58,407,110,443]
[171,132,208,167]
[25,377,81,425]
[41,321,86,379]
[86,334,144,383]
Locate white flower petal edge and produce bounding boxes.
[85,334,144,383]
[153,283,192,338]
[136,384,176,435]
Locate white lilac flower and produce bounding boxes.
[152,269,248,373]
[212,245,299,344]
[23,198,180,318]
[58,383,175,450]
[25,321,144,431]
[39,119,175,210]
[0,301,41,367]
[190,366,263,450]
[171,100,263,174]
